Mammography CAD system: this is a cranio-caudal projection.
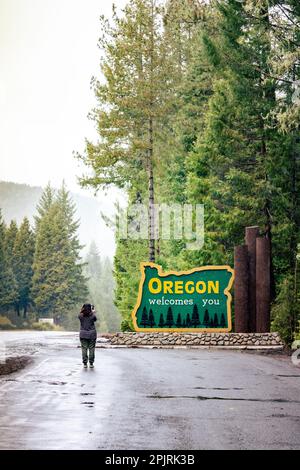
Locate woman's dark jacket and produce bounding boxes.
[78,313,97,340]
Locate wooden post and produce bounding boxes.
[234,245,249,332]
[245,226,259,332]
[256,237,271,332]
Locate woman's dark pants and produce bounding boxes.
[80,339,96,365]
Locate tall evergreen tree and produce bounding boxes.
[56,182,83,256]
[85,240,102,279]
[31,189,88,322]
[158,313,165,328]
[0,212,17,312]
[213,313,219,328]
[220,313,226,328]
[203,309,210,328]
[166,306,174,328]
[176,313,182,328]
[191,303,200,327]
[148,308,155,328]
[34,182,55,229]
[141,306,149,328]
[79,0,180,262]
[5,220,18,260]
[13,217,35,318]
[186,0,298,296]
[4,220,19,314]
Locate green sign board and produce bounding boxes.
[132,263,234,332]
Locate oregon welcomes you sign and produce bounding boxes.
[132,263,234,332]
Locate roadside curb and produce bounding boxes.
[96,344,284,351]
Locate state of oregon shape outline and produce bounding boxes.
[131,262,235,333]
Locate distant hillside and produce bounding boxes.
[0,181,116,258]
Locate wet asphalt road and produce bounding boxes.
[0,331,300,450]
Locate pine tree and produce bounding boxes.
[34,182,55,229]
[4,220,19,314]
[213,313,219,328]
[191,303,200,327]
[0,212,17,312]
[203,309,210,328]
[267,1,300,132]
[79,0,180,262]
[158,313,165,328]
[13,217,35,318]
[166,306,174,328]
[186,0,298,295]
[85,241,102,279]
[56,182,83,256]
[56,183,87,308]
[31,190,88,322]
[148,308,155,328]
[5,220,18,260]
[220,313,226,328]
[141,306,149,328]
[176,313,182,328]
[186,312,191,327]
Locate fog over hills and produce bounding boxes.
[0,181,117,258]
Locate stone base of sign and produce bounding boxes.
[0,356,32,376]
[100,332,284,350]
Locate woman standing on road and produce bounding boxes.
[78,303,97,369]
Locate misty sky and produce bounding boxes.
[0,0,126,195]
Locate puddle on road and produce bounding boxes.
[3,378,67,386]
[277,375,300,378]
[147,394,300,404]
[194,386,244,391]
[269,413,300,419]
[81,401,95,408]
[48,381,67,386]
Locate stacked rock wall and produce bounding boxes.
[109,332,284,349]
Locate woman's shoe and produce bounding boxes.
[83,363,88,368]
[89,363,94,368]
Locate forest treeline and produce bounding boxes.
[0,184,120,332]
[79,0,300,343]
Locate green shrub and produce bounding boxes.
[0,316,16,330]
[120,318,134,332]
[271,276,299,346]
